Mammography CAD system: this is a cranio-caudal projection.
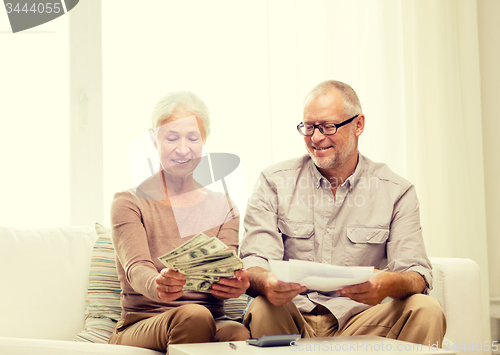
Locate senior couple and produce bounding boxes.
[108,80,446,353]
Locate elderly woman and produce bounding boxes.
[108,91,250,352]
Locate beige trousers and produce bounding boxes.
[244,294,446,347]
[109,304,250,353]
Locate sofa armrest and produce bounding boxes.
[429,257,482,353]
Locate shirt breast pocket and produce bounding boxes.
[345,226,389,266]
[278,219,314,261]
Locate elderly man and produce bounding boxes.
[240,80,446,346]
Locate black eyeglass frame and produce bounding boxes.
[297,114,359,136]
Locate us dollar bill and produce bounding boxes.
[181,257,242,274]
[172,250,237,269]
[158,233,210,266]
[184,265,238,275]
[183,276,218,293]
[157,233,244,293]
[171,237,228,263]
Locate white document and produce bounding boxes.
[269,259,376,292]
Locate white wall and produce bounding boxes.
[0,10,70,228]
[478,0,500,301]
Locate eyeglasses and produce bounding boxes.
[297,114,359,136]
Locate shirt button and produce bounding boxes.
[365,236,370,241]
[327,228,331,233]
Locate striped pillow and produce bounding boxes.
[74,223,122,343]
[73,317,117,343]
[224,294,251,321]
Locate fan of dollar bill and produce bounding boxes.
[158,233,244,293]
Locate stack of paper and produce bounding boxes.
[269,259,375,292]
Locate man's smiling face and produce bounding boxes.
[303,90,358,172]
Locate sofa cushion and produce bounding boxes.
[428,257,482,348]
[74,223,122,343]
[0,226,97,340]
[0,337,163,355]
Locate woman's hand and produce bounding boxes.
[210,269,250,299]
[155,268,186,302]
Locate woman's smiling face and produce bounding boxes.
[153,108,205,180]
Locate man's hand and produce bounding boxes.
[210,269,250,299]
[338,271,425,306]
[247,267,306,307]
[262,273,307,306]
[338,272,388,305]
[155,268,185,302]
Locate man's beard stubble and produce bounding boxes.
[306,135,356,172]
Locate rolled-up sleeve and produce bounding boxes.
[386,185,433,294]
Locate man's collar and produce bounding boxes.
[309,152,364,190]
[309,158,326,189]
[345,152,364,192]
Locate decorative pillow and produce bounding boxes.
[74,223,122,343]
[224,294,251,321]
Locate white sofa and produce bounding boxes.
[0,226,483,355]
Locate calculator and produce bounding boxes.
[246,334,301,347]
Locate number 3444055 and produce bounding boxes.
[5,3,62,14]
[442,340,498,352]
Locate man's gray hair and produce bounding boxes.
[150,91,210,141]
[304,80,362,118]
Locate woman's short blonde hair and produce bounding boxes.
[150,91,210,142]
